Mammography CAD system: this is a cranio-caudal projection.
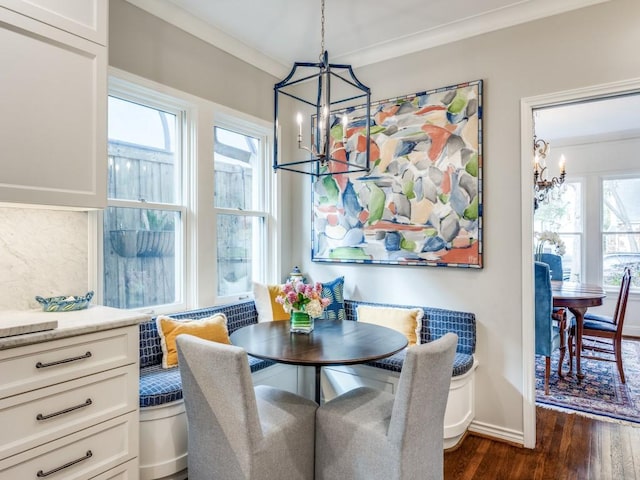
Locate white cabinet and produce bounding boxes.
[0,0,107,45]
[0,325,140,479]
[0,1,107,209]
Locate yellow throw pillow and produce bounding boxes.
[157,314,231,368]
[356,305,423,347]
[252,281,290,322]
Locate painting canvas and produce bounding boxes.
[311,80,483,267]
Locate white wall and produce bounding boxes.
[290,0,640,443]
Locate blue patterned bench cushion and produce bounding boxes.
[139,301,259,369]
[345,299,476,377]
[344,299,476,356]
[366,350,474,377]
[139,355,274,408]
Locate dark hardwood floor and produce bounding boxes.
[444,407,640,479]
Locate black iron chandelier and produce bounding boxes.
[273,0,371,177]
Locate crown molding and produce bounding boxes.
[334,0,610,68]
[125,0,609,78]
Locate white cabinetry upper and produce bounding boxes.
[0,2,107,209]
[0,0,107,45]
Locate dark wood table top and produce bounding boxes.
[551,281,606,308]
[230,319,408,367]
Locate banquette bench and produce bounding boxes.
[138,299,477,480]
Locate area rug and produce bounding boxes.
[535,340,640,424]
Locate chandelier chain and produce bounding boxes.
[319,0,325,61]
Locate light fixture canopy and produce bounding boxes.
[273,0,371,177]
[533,135,566,209]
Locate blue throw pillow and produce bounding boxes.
[321,276,346,320]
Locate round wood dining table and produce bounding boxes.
[551,281,606,381]
[230,319,408,404]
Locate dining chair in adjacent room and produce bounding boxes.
[535,261,566,395]
[538,252,564,281]
[176,334,318,480]
[315,332,458,480]
[568,267,631,383]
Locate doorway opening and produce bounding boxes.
[521,78,640,448]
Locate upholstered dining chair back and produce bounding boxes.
[539,253,564,281]
[535,261,565,394]
[176,334,317,480]
[535,261,556,357]
[315,332,458,480]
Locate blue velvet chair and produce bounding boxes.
[538,253,564,281]
[535,261,566,395]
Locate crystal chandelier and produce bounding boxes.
[273,0,371,177]
[533,135,566,209]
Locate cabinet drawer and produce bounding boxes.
[0,364,138,459]
[0,327,137,399]
[91,458,139,480]
[0,412,138,479]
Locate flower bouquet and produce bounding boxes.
[276,280,330,333]
[535,230,566,260]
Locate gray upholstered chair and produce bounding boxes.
[315,332,458,480]
[176,334,317,480]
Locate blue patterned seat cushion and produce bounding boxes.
[366,350,474,377]
[139,355,274,407]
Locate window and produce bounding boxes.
[602,177,640,288]
[100,72,278,311]
[214,125,269,299]
[103,95,185,309]
[534,181,583,281]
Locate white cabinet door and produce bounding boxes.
[0,0,107,45]
[0,7,106,209]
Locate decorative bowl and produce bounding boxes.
[35,291,94,312]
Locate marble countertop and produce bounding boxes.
[0,306,150,350]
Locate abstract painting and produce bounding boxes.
[312,80,483,268]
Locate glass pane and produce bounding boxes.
[534,182,582,233]
[534,181,582,280]
[559,233,582,282]
[103,207,180,309]
[108,96,178,203]
[216,214,262,297]
[603,178,640,232]
[214,126,258,209]
[603,233,640,288]
[602,178,640,288]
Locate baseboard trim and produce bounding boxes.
[468,419,525,448]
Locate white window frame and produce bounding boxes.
[213,114,274,303]
[93,68,280,313]
[599,172,640,291]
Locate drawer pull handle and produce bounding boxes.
[35,351,92,369]
[36,450,92,477]
[36,398,92,420]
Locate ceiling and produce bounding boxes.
[125,0,608,78]
[125,0,639,143]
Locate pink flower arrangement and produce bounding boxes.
[276,280,331,318]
